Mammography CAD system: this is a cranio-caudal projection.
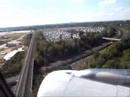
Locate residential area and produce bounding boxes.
[0,31,30,67]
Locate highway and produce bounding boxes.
[15,31,36,97]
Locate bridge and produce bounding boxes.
[102,37,121,41]
[0,31,36,97]
[15,31,36,97]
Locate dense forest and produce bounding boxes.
[89,33,130,68]
[35,26,116,68]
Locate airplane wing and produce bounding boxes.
[37,69,130,97]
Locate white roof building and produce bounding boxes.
[4,48,23,61]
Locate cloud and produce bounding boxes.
[90,6,130,21]
[95,0,130,21]
[99,0,117,6]
[116,7,130,20]
[69,0,86,4]
[0,0,129,27]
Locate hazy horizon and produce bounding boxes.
[0,19,130,28]
[0,0,130,27]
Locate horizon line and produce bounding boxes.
[0,19,130,29]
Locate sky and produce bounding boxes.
[0,0,130,27]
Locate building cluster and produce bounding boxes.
[0,30,30,68]
[43,27,104,42]
[75,27,105,33]
[0,39,24,67]
[43,31,79,42]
